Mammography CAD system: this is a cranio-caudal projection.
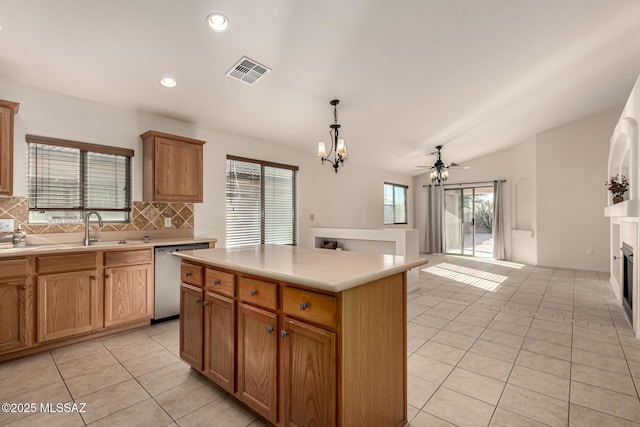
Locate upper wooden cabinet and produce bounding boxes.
[141,130,206,202]
[0,99,20,195]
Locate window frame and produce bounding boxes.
[226,155,298,247]
[26,134,133,224]
[384,182,408,225]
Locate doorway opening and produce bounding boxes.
[444,186,494,258]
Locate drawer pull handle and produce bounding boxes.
[213,279,220,285]
[300,303,309,311]
[90,275,97,280]
[104,274,111,278]
[195,297,201,303]
[185,272,192,277]
[250,289,257,296]
[281,330,288,338]
[203,301,209,307]
[266,326,274,334]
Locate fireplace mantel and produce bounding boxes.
[605,200,640,218]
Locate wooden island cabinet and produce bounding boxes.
[176,245,427,427]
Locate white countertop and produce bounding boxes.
[174,244,428,292]
[0,237,216,257]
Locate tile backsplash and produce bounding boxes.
[0,197,193,234]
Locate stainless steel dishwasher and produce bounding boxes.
[153,242,210,322]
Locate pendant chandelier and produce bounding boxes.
[317,99,347,173]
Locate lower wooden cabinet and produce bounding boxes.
[203,291,235,393]
[180,282,203,369]
[104,263,153,327]
[237,302,278,424]
[37,270,99,343]
[282,318,336,427]
[0,278,30,354]
[178,261,408,427]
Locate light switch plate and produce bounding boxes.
[0,218,15,232]
[164,217,172,228]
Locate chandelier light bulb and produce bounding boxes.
[317,141,327,157]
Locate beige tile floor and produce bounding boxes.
[1,254,639,426]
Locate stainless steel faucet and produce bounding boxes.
[84,210,104,246]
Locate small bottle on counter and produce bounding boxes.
[12,226,26,248]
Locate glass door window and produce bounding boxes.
[444,186,494,257]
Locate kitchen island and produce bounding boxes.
[174,244,427,427]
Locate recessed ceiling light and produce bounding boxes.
[159,77,177,88]
[206,13,229,32]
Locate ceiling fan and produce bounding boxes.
[415,145,470,184]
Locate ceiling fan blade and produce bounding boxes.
[448,163,470,169]
[414,165,435,168]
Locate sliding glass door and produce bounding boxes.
[444,186,494,257]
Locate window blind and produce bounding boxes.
[226,157,297,248]
[27,141,131,221]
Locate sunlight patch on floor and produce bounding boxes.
[447,255,525,269]
[423,263,506,292]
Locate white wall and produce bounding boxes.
[2,78,413,247]
[413,138,537,264]
[413,107,619,271]
[536,108,619,271]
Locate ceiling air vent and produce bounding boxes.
[226,57,271,86]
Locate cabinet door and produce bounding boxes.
[180,282,203,369]
[237,303,278,424]
[154,137,203,202]
[104,264,153,327]
[37,270,99,343]
[0,278,29,354]
[282,318,336,427]
[203,291,235,393]
[0,100,19,195]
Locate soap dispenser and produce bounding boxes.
[13,225,26,248]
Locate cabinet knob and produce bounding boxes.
[90,275,97,280]
[195,297,201,303]
[266,326,274,334]
[22,286,27,290]
[213,279,220,285]
[300,303,308,311]
[280,330,288,338]
[185,272,192,277]
[250,289,257,296]
[203,301,209,307]
[156,189,160,195]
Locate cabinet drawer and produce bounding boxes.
[283,287,337,328]
[181,263,203,287]
[104,248,152,267]
[205,268,235,297]
[0,258,28,279]
[36,253,97,274]
[239,277,277,310]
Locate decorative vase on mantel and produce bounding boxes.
[606,174,629,206]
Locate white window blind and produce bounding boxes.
[226,156,297,248]
[27,136,132,223]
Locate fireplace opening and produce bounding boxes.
[623,242,633,323]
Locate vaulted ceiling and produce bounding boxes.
[1,0,639,174]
